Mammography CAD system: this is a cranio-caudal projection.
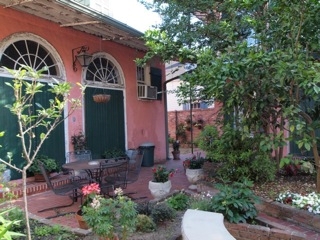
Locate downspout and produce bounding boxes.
[163,76,180,160]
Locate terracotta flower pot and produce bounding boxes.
[75,210,89,230]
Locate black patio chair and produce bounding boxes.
[64,150,92,182]
[37,161,83,219]
[99,158,129,197]
[124,149,147,200]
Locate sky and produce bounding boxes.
[109,0,161,32]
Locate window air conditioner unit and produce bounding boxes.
[138,85,157,100]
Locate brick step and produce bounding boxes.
[0,173,71,199]
[257,212,320,240]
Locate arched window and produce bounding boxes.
[85,53,124,88]
[0,33,64,80]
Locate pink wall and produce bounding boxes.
[0,7,166,162]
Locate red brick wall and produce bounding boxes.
[168,103,222,143]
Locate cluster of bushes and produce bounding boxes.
[196,125,277,183]
[135,183,259,231]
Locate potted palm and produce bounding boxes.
[28,155,58,182]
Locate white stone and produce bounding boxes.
[181,209,235,240]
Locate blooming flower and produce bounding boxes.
[151,165,176,183]
[277,191,320,215]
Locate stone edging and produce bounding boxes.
[256,197,320,233]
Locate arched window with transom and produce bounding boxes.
[84,53,124,88]
[0,33,64,80]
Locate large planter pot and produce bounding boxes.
[148,180,172,199]
[75,210,89,230]
[186,168,204,190]
[172,151,180,160]
[34,172,47,182]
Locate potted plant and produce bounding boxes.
[148,165,176,199]
[172,140,180,160]
[71,131,87,152]
[28,155,58,182]
[184,152,205,190]
[81,183,137,239]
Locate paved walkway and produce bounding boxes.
[7,149,320,239]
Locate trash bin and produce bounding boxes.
[139,142,155,167]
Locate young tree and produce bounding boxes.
[0,66,83,239]
[138,0,320,191]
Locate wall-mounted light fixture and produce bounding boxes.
[72,45,92,72]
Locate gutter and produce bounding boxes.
[57,0,144,36]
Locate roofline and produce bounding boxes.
[57,0,144,37]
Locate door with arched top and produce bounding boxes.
[83,53,126,159]
[0,34,66,179]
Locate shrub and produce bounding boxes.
[166,192,190,211]
[198,125,276,183]
[209,179,259,223]
[189,192,212,211]
[135,201,150,215]
[135,214,156,232]
[150,202,176,223]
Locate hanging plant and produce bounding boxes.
[93,94,111,103]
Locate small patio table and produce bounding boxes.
[62,158,124,183]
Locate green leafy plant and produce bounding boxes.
[150,202,176,223]
[82,186,137,239]
[0,207,25,239]
[135,214,156,233]
[183,152,205,170]
[102,148,126,159]
[151,165,176,183]
[28,155,58,174]
[166,192,190,211]
[209,179,259,223]
[189,192,212,211]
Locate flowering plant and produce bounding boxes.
[82,187,137,239]
[277,191,320,214]
[81,182,100,208]
[183,152,205,169]
[151,165,175,183]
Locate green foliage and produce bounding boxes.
[0,207,25,239]
[82,189,137,239]
[28,155,58,174]
[150,202,176,223]
[103,148,126,159]
[151,165,175,183]
[135,214,156,233]
[210,180,259,223]
[202,126,276,183]
[139,0,320,189]
[189,192,212,212]
[71,131,87,151]
[166,192,190,211]
[34,224,70,237]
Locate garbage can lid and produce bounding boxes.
[140,142,155,147]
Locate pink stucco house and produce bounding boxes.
[0,1,166,179]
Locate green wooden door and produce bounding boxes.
[0,77,65,179]
[84,87,125,159]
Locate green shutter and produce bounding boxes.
[150,67,162,101]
